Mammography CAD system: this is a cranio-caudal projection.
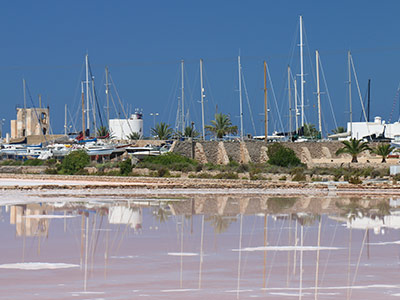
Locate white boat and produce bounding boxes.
[126,144,171,160]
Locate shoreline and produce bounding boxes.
[0,173,400,195]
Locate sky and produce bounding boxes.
[1,0,400,138]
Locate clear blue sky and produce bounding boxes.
[1,0,400,137]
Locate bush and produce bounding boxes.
[214,172,239,179]
[23,159,45,166]
[267,143,302,167]
[44,168,58,174]
[119,158,132,176]
[138,152,198,172]
[0,160,23,166]
[157,167,170,177]
[291,167,306,181]
[60,150,90,175]
[348,175,362,184]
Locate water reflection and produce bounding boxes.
[1,195,400,299]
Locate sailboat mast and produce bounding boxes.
[105,66,110,127]
[300,15,305,128]
[64,104,67,136]
[295,78,298,133]
[238,56,244,140]
[200,59,205,140]
[348,51,352,138]
[91,76,97,137]
[316,50,322,136]
[264,61,268,142]
[81,82,85,138]
[181,59,185,134]
[85,54,90,134]
[367,79,371,122]
[288,65,292,140]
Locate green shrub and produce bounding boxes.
[267,143,302,167]
[291,167,306,181]
[214,172,239,179]
[138,152,198,172]
[0,160,23,166]
[279,176,287,181]
[189,173,214,179]
[119,158,132,176]
[348,175,362,184]
[44,168,58,174]
[311,176,323,182]
[157,167,170,177]
[23,159,45,166]
[45,158,57,166]
[60,150,90,175]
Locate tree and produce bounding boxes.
[267,143,302,167]
[302,123,319,138]
[183,126,200,139]
[335,138,371,163]
[205,113,238,139]
[372,143,394,163]
[96,126,114,138]
[332,126,346,134]
[151,122,173,140]
[127,132,142,140]
[61,150,90,174]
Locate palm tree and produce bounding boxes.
[127,132,142,140]
[332,126,346,134]
[303,123,319,138]
[335,138,371,163]
[372,143,394,163]
[183,126,200,139]
[205,113,238,139]
[96,126,113,138]
[151,122,173,140]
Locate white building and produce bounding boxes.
[109,111,143,140]
[347,116,400,140]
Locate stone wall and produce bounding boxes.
[172,140,386,165]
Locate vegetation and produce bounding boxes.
[332,126,346,134]
[60,150,90,175]
[205,113,238,139]
[182,126,200,139]
[96,126,113,138]
[119,158,132,175]
[151,122,173,140]
[302,123,320,139]
[335,138,371,163]
[267,143,302,167]
[127,132,142,140]
[137,152,198,172]
[372,143,394,163]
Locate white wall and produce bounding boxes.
[109,117,143,140]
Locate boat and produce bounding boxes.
[126,143,171,160]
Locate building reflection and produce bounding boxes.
[9,204,51,237]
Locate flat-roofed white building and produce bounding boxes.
[109,111,143,140]
[347,116,400,140]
